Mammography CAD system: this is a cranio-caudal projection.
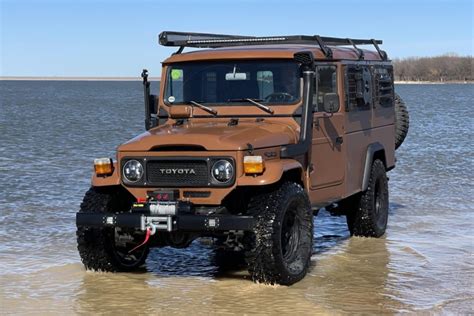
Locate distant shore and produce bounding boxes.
[1,77,472,84]
[0,76,160,81]
[394,80,473,84]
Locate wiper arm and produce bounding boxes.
[189,101,218,116]
[228,98,274,114]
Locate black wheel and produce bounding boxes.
[394,93,409,150]
[346,160,389,237]
[76,187,149,272]
[245,182,313,285]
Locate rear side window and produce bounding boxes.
[345,65,372,111]
[373,66,394,107]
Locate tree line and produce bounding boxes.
[392,55,473,82]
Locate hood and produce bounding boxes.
[118,120,298,152]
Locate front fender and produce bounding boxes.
[237,159,303,186]
[91,162,121,187]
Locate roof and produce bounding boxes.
[163,44,385,64]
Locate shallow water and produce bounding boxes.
[0,82,473,314]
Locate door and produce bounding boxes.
[310,113,345,189]
[310,65,345,189]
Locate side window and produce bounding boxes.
[313,66,337,111]
[257,70,274,99]
[373,66,394,107]
[345,65,372,111]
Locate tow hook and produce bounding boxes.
[128,223,156,254]
[148,222,157,235]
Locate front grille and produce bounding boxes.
[146,160,209,187]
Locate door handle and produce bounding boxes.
[336,136,343,145]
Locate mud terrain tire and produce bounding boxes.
[346,160,389,237]
[394,93,409,150]
[77,187,149,272]
[245,182,313,285]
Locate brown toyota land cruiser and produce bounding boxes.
[76,31,409,285]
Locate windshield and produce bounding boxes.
[164,60,301,105]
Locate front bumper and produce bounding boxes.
[76,212,255,232]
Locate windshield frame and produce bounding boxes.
[163,59,302,107]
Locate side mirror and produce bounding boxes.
[322,93,340,113]
[142,69,158,130]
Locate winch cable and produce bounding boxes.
[128,227,152,254]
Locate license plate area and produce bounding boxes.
[147,189,180,201]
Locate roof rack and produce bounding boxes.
[158,31,387,60]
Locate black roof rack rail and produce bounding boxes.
[158,31,387,60]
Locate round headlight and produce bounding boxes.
[211,160,234,183]
[123,160,144,182]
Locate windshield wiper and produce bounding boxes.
[228,98,274,114]
[189,100,218,116]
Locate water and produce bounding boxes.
[1,81,473,314]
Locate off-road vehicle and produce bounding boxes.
[76,31,409,285]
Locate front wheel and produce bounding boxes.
[76,187,149,272]
[245,182,313,285]
[346,159,389,237]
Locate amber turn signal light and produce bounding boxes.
[244,155,264,174]
[94,158,114,176]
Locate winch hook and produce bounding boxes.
[128,223,156,254]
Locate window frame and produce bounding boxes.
[373,65,394,108]
[345,64,372,112]
[313,64,338,112]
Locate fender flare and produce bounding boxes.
[362,142,385,191]
[237,159,303,186]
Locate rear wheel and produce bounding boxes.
[76,187,149,272]
[346,160,389,237]
[245,182,313,285]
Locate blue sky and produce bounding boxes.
[1,0,472,77]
